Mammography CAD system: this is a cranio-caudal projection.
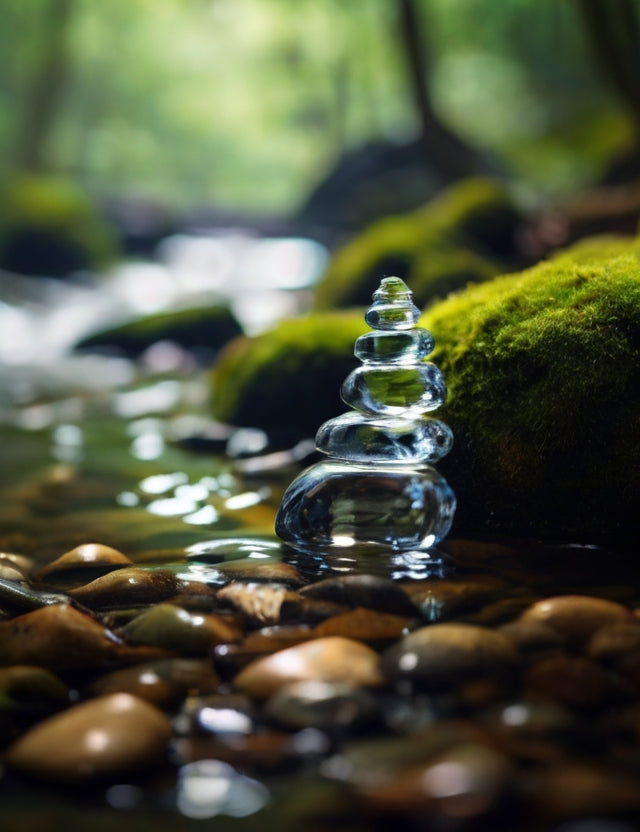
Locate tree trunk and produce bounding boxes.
[395,0,481,177]
[14,0,74,172]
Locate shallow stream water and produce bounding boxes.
[2,262,640,831]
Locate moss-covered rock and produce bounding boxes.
[426,234,640,542]
[314,177,522,311]
[0,175,117,277]
[76,304,242,359]
[211,311,367,435]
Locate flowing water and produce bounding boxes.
[1,254,640,831]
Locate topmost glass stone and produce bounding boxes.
[364,277,421,331]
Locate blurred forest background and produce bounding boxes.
[2,0,640,262]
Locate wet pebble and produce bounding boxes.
[524,654,618,711]
[89,659,219,709]
[216,582,300,625]
[233,636,384,700]
[312,607,411,645]
[216,560,305,587]
[382,622,520,691]
[499,618,565,655]
[5,692,172,783]
[587,620,640,664]
[358,742,513,819]
[35,542,133,585]
[0,552,34,575]
[402,578,504,621]
[300,574,418,617]
[119,603,243,655]
[520,595,629,648]
[69,567,181,610]
[264,680,379,732]
[0,603,167,671]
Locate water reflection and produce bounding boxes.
[176,759,269,819]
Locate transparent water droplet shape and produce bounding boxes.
[275,276,456,555]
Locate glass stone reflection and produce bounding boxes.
[275,276,456,554]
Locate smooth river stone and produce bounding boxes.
[69,567,180,610]
[312,608,411,644]
[233,636,384,700]
[216,582,300,625]
[382,623,520,690]
[0,604,168,671]
[89,659,219,709]
[519,595,629,647]
[358,743,512,818]
[36,542,132,584]
[119,603,243,655]
[5,693,172,783]
[0,665,69,708]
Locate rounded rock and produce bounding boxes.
[520,595,629,648]
[382,622,519,690]
[5,693,172,783]
[233,636,383,700]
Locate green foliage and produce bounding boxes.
[210,311,367,433]
[425,234,640,540]
[314,177,521,310]
[1,0,638,213]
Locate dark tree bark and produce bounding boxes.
[395,0,482,177]
[14,0,74,172]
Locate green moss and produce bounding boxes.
[314,177,521,310]
[0,175,118,277]
[211,311,367,434]
[424,234,640,541]
[76,304,242,358]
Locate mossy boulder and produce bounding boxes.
[426,234,640,542]
[76,304,242,359]
[313,177,522,311]
[0,175,117,277]
[211,311,367,435]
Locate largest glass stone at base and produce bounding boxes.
[275,460,456,553]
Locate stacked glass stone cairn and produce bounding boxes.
[275,276,456,554]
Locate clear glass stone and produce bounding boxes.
[355,329,435,364]
[315,412,453,463]
[365,301,421,331]
[275,461,456,553]
[341,364,446,415]
[274,275,455,555]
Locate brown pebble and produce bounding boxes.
[402,579,503,621]
[359,743,512,818]
[69,567,179,610]
[524,654,617,710]
[520,595,628,648]
[217,561,305,587]
[35,543,132,584]
[233,636,383,700]
[0,665,69,708]
[499,619,565,655]
[120,603,243,655]
[89,659,219,708]
[312,607,411,644]
[5,693,171,783]
[382,623,519,691]
[216,582,299,625]
[587,620,640,664]
[0,604,168,671]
